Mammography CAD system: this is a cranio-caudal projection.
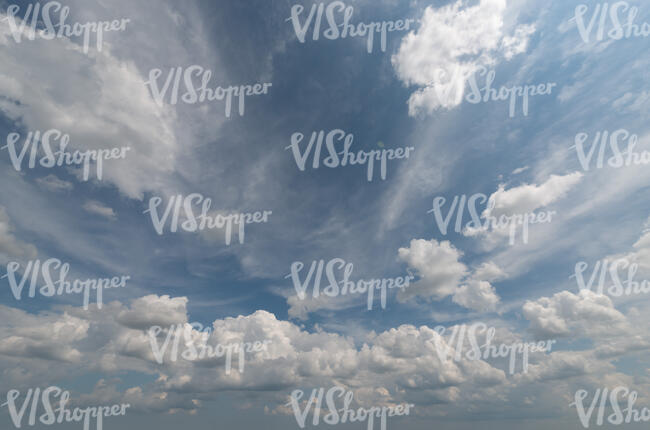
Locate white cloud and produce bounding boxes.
[522,290,629,338]
[452,281,500,312]
[0,296,496,411]
[398,239,468,300]
[397,239,503,312]
[484,172,583,217]
[116,295,188,330]
[500,24,536,59]
[0,293,648,421]
[83,200,117,220]
[392,0,536,116]
[473,262,508,282]
[0,308,88,363]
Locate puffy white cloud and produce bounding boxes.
[0,307,88,363]
[473,262,508,282]
[398,239,468,300]
[0,294,510,413]
[522,290,629,338]
[116,295,188,330]
[484,172,583,217]
[452,281,500,312]
[392,0,536,115]
[397,239,503,312]
[0,293,648,421]
[283,241,506,320]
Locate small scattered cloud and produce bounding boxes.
[83,200,117,221]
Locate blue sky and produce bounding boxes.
[1,0,650,429]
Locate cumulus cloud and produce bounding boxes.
[398,239,468,300]
[283,240,505,320]
[0,293,648,421]
[397,239,502,312]
[116,295,188,330]
[522,290,629,338]
[452,281,500,312]
[392,0,536,115]
[0,307,88,363]
[0,295,506,413]
[473,262,508,282]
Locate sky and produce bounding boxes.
[0,0,650,429]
